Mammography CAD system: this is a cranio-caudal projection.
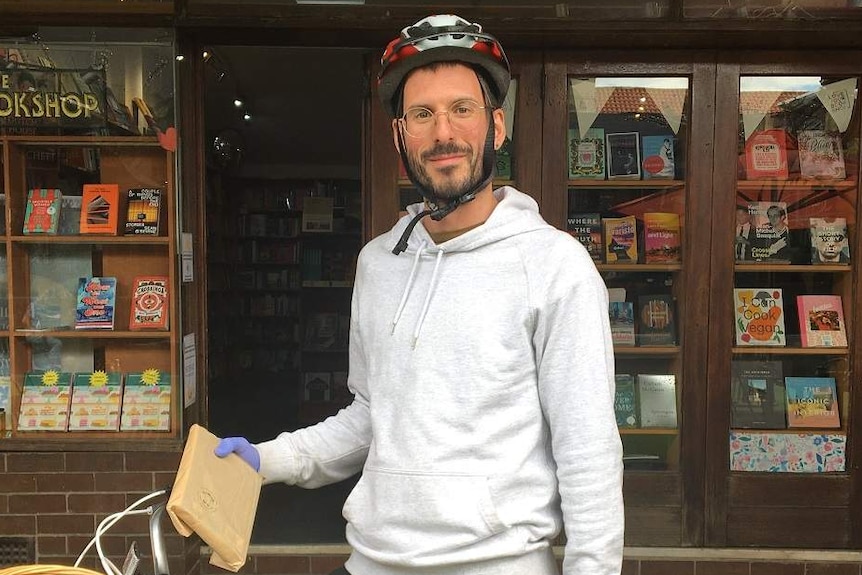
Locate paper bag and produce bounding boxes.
[167,424,262,571]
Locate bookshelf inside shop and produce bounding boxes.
[0,136,179,445]
[206,176,360,439]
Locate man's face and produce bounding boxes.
[767,208,783,226]
[393,63,505,201]
[736,209,750,226]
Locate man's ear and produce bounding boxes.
[392,119,403,153]
[492,108,507,150]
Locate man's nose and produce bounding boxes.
[430,111,455,138]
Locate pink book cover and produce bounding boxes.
[745,129,789,180]
[643,212,681,264]
[797,294,847,348]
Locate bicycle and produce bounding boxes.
[0,489,171,575]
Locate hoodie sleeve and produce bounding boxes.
[532,238,624,575]
[255,281,372,488]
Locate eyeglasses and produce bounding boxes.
[399,100,487,138]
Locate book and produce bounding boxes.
[809,217,850,264]
[567,212,603,262]
[23,188,63,234]
[304,312,339,350]
[129,276,170,331]
[301,196,334,233]
[730,360,786,429]
[80,183,120,235]
[124,188,163,235]
[609,301,635,346]
[734,205,755,262]
[747,201,791,263]
[797,130,845,180]
[641,135,675,179]
[74,276,118,330]
[642,212,681,264]
[17,371,73,432]
[733,288,786,346]
[568,128,606,179]
[303,372,332,402]
[58,195,82,235]
[637,374,677,428]
[637,294,677,346]
[68,371,123,431]
[603,215,638,263]
[120,369,172,431]
[744,129,789,180]
[797,295,847,348]
[785,376,840,428]
[607,132,641,179]
[614,373,638,428]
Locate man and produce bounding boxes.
[811,222,850,263]
[216,14,623,575]
[734,206,753,261]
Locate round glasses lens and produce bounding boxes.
[402,101,484,137]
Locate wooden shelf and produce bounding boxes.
[735,264,851,273]
[568,179,685,188]
[730,428,847,435]
[732,346,850,355]
[2,135,163,147]
[9,235,170,245]
[737,178,858,191]
[13,330,171,340]
[620,428,679,435]
[614,346,681,356]
[0,434,183,452]
[598,263,682,272]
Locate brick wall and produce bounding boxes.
[0,450,199,575]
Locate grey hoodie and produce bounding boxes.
[256,187,624,575]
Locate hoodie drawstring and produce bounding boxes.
[391,241,426,333]
[389,242,444,349]
[412,249,444,349]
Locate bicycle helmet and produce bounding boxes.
[378,15,512,255]
[378,14,511,119]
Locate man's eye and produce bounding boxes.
[452,105,473,116]
[410,109,432,121]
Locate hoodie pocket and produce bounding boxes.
[343,467,508,554]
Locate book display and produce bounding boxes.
[563,75,689,479]
[730,74,857,484]
[0,135,179,441]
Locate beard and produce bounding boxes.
[407,140,483,202]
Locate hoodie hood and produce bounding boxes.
[385,187,551,255]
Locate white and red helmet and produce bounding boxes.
[377,14,511,119]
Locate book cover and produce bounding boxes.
[124,188,163,236]
[129,276,170,331]
[23,188,63,234]
[642,212,681,264]
[609,301,635,346]
[637,294,677,346]
[304,312,339,350]
[301,196,334,233]
[637,374,678,428]
[734,288,786,346]
[80,183,120,235]
[641,135,675,179]
[785,376,840,428]
[614,373,638,428]
[607,132,641,179]
[74,276,117,330]
[120,368,171,431]
[603,215,638,263]
[303,372,332,402]
[730,360,786,429]
[745,129,789,180]
[797,130,845,180]
[809,217,850,264]
[17,370,73,432]
[797,294,847,348]
[58,195,82,235]
[68,370,123,431]
[567,212,603,262]
[747,201,791,262]
[568,128,606,179]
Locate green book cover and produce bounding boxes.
[614,373,638,428]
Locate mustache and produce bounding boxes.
[422,142,470,160]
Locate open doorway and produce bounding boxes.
[204,46,367,542]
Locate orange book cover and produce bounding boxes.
[129,275,170,330]
[80,183,120,235]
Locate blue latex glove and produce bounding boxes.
[214,436,261,472]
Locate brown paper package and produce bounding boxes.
[167,424,262,571]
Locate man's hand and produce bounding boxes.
[214,437,261,472]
